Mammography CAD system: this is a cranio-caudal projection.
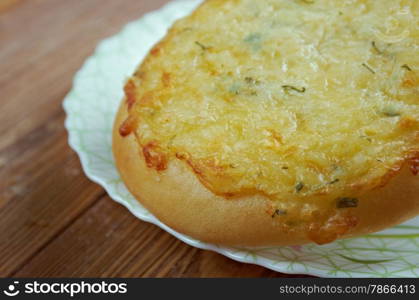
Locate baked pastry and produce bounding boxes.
[113,0,419,246]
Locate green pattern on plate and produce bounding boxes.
[63,0,419,278]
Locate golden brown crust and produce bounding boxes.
[119,1,419,204]
[113,101,419,246]
[113,0,419,246]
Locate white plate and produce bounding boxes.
[63,0,419,278]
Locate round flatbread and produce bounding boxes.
[113,0,419,246]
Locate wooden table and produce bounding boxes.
[0,0,309,278]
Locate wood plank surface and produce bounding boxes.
[16,196,310,278]
[0,0,309,278]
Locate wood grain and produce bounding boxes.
[0,0,309,277]
[15,196,303,278]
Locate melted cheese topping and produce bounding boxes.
[128,0,419,200]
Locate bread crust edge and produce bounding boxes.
[113,101,419,246]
